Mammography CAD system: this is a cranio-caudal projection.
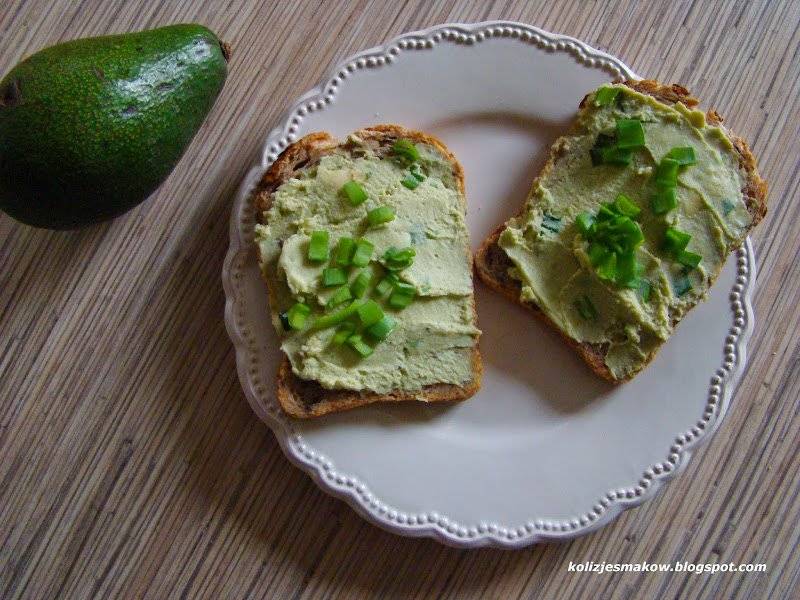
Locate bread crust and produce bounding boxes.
[253,125,482,418]
[475,79,767,383]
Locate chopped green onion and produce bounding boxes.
[366,315,396,341]
[655,158,680,188]
[351,238,374,267]
[594,86,620,106]
[307,230,329,262]
[664,146,696,166]
[350,270,371,298]
[612,193,641,218]
[595,252,618,281]
[341,180,368,206]
[367,206,395,227]
[595,145,633,166]
[597,203,618,221]
[721,199,735,216]
[663,227,692,253]
[615,119,645,149]
[410,163,426,182]
[401,174,420,189]
[327,285,353,309]
[673,275,692,297]
[383,246,416,271]
[574,295,598,320]
[541,213,563,233]
[392,139,421,163]
[576,212,595,237]
[638,279,652,302]
[615,252,638,287]
[587,242,609,267]
[311,300,363,330]
[334,237,355,266]
[322,267,348,287]
[651,186,677,215]
[346,334,373,358]
[331,322,356,345]
[356,299,384,327]
[286,302,311,330]
[677,249,703,269]
[278,311,290,331]
[389,282,416,309]
[374,273,399,297]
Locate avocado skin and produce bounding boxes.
[0,24,228,229]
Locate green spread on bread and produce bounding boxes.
[497,84,753,380]
[255,136,480,393]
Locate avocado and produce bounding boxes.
[0,24,229,229]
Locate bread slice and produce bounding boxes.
[475,80,767,383]
[253,125,482,417]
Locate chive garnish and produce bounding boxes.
[327,285,353,309]
[331,322,356,345]
[311,300,364,330]
[367,206,395,227]
[383,246,416,271]
[334,237,355,266]
[366,315,396,341]
[286,302,311,330]
[351,238,374,267]
[664,146,696,166]
[654,158,680,188]
[350,270,371,298]
[410,163,426,182]
[346,334,373,358]
[388,282,416,309]
[392,139,421,164]
[322,267,348,287]
[615,119,645,149]
[663,227,702,270]
[651,186,677,215]
[594,86,620,107]
[357,299,384,327]
[374,273,399,297]
[401,174,420,189]
[341,180,368,206]
[307,230,329,262]
[612,193,641,219]
[676,250,703,269]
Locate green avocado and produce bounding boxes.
[0,24,228,229]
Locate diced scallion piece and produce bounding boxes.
[663,227,692,253]
[677,250,703,269]
[374,273,399,297]
[615,119,645,148]
[673,275,692,297]
[334,237,355,266]
[651,186,677,214]
[576,212,595,237]
[331,322,356,345]
[326,285,353,309]
[367,206,395,227]
[322,267,348,287]
[356,299,384,327]
[638,279,652,302]
[286,302,311,330]
[383,246,416,271]
[574,295,598,320]
[410,163,425,182]
[595,252,618,282]
[388,282,416,309]
[351,238,374,267]
[612,193,641,218]
[366,315,396,341]
[346,334,373,358]
[594,86,620,106]
[392,139,421,163]
[307,230,329,262]
[311,300,363,330]
[401,174,420,189]
[664,146,697,166]
[341,180,368,206]
[596,146,633,166]
[655,158,680,188]
[350,270,371,298]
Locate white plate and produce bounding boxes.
[223,21,756,548]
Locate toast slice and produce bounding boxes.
[253,125,482,417]
[475,80,767,383]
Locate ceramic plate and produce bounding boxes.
[223,21,756,548]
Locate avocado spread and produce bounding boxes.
[255,136,480,393]
[497,84,752,379]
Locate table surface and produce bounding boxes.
[1,1,798,598]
